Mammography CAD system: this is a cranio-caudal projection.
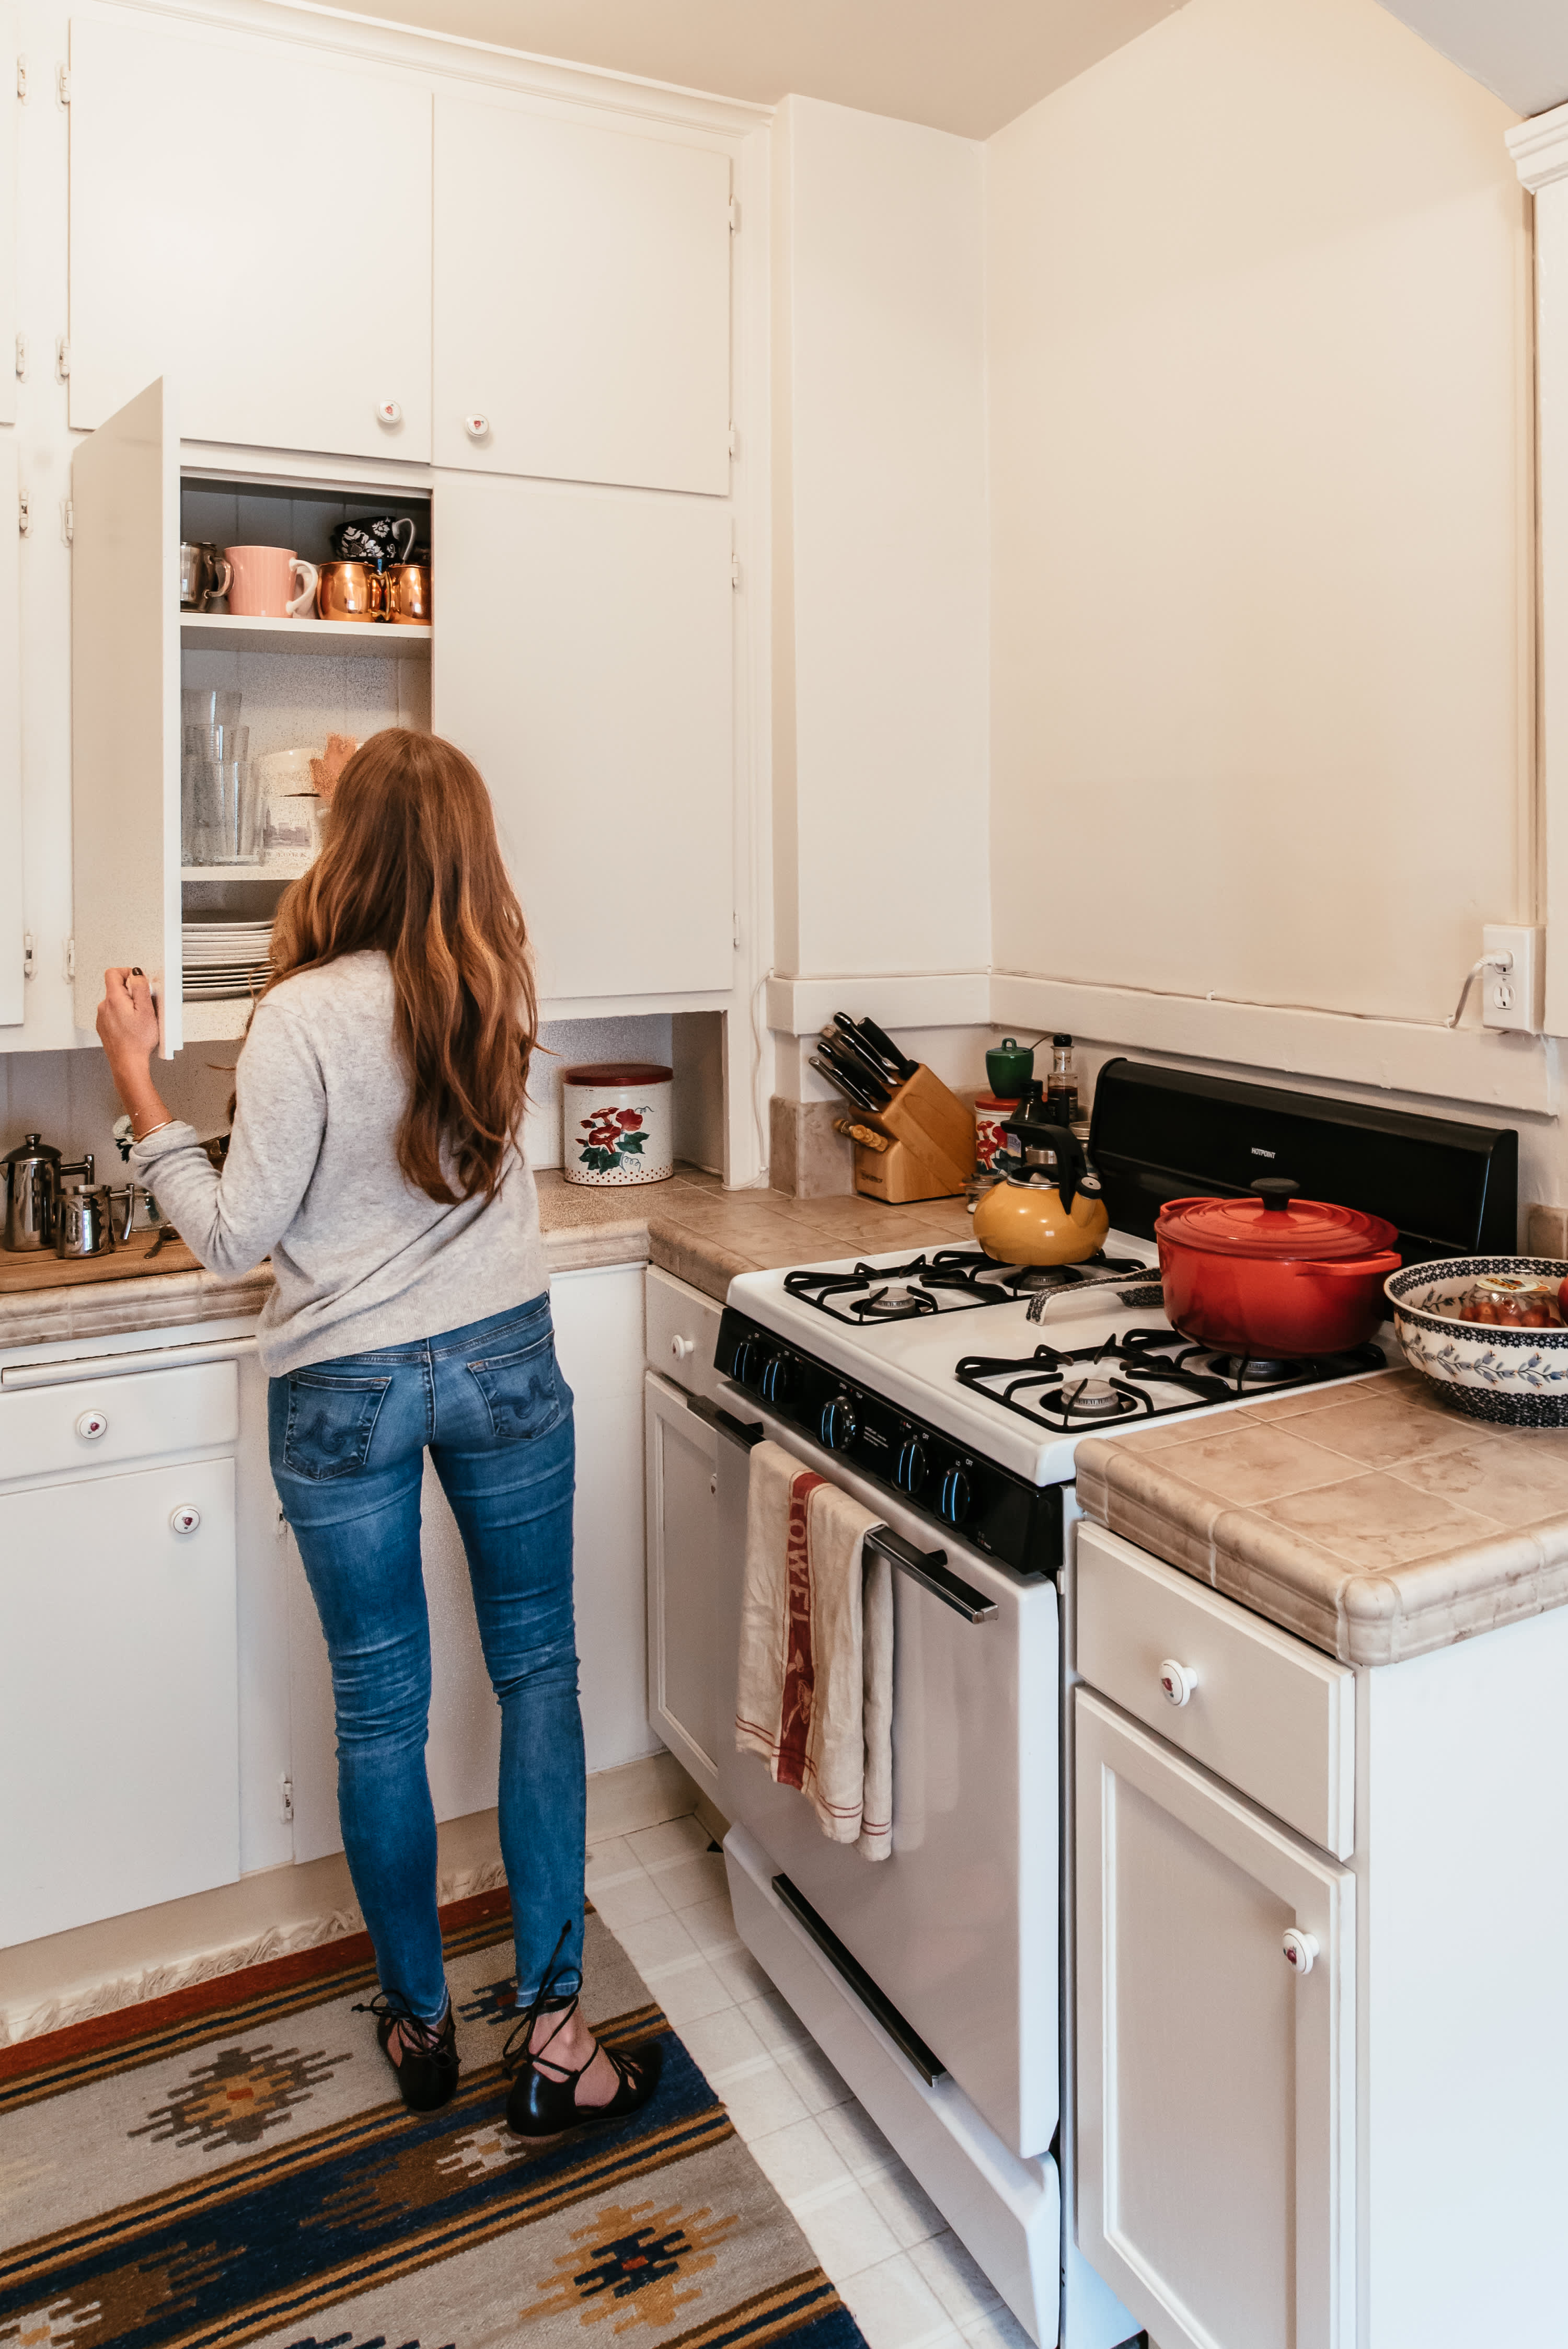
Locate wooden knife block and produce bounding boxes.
[852,1063,973,1204]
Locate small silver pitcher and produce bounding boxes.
[2,1135,94,1251]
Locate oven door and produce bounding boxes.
[712,1386,1058,2161]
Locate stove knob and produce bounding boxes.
[939,1465,973,1526]
[821,1394,858,1451]
[731,1334,763,1387]
[760,1351,793,1404]
[895,1434,928,1494]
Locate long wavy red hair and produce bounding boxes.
[264,729,536,1204]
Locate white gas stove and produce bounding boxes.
[718,1233,1390,1536]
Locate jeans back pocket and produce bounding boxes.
[282,1372,393,1481]
[466,1331,570,1441]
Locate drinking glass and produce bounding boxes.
[183,755,261,865]
[182,687,241,733]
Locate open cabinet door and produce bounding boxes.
[0,434,20,1029]
[71,377,180,1055]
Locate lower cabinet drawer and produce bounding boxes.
[646,1265,724,1401]
[0,1454,240,1947]
[1075,1521,1354,1858]
[0,1360,239,1486]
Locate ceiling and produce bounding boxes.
[1377,0,1568,118]
[330,0,1189,138]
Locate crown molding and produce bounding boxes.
[96,0,772,134]
[1507,100,1568,192]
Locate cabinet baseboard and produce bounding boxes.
[0,1749,699,2048]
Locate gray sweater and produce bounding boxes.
[132,951,548,1376]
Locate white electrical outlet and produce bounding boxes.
[1482,924,1543,1034]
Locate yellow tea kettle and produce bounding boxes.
[972,1099,1109,1268]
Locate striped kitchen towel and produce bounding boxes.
[735,1438,894,1860]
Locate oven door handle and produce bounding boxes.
[865,1525,997,1623]
[685,1391,766,1449]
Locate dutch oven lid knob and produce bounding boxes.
[1251,1177,1300,1213]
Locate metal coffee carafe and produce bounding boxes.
[55,1180,115,1260]
[2,1134,95,1251]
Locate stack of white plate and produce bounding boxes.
[183,917,274,1001]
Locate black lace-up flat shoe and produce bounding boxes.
[353,1991,460,2114]
[502,1920,663,2138]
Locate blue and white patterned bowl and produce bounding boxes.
[1386,1258,1568,1427]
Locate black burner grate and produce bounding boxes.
[955,1327,1386,1432]
[782,1247,1149,1325]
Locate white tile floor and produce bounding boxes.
[585,1813,1037,2349]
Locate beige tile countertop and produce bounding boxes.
[0,1165,975,1354]
[1075,1367,1568,1667]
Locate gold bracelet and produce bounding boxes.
[132,1116,178,1146]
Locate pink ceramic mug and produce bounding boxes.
[224,545,319,619]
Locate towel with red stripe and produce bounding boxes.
[735,1438,893,1861]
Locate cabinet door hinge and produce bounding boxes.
[729,195,739,232]
[61,498,73,544]
[55,336,69,381]
[63,936,75,981]
[732,910,741,951]
[22,931,34,980]
[55,63,68,105]
[14,331,24,378]
[279,1774,295,1826]
[15,56,25,100]
[17,487,28,536]
[728,424,737,458]
[730,555,741,589]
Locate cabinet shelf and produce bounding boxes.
[180,613,431,658]
[181,864,309,884]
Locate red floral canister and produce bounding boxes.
[974,1093,1020,1175]
[561,1063,674,1187]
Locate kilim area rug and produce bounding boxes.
[0,1888,868,2349]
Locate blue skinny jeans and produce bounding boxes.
[268,1294,583,2023]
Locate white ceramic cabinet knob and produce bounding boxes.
[463,412,490,441]
[170,1504,202,1537]
[1282,1927,1319,1976]
[670,1334,695,1362]
[76,1409,108,1441]
[375,398,403,427]
[1158,1657,1198,1707]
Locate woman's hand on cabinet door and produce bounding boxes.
[96,969,167,1133]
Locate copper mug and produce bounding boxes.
[316,560,384,624]
[384,563,432,625]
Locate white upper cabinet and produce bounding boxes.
[434,95,732,493]
[0,433,19,1029]
[68,14,432,462]
[71,378,180,1056]
[433,470,734,1002]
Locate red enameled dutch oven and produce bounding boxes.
[1155,1179,1402,1358]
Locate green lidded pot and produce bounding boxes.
[986,1035,1034,1099]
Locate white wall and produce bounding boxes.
[771,94,990,987]
[987,0,1535,1044]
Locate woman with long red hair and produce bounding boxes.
[95,728,660,2133]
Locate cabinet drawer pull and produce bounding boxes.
[463,412,490,440]
[1159,1657,1198,1707]
[865,1525,996,1623]
[670,1334,695,1361]
[170,1503,201,1536]
[375,397,403,427]
[76,1410,108,1441]
[685,1392,763,1448]
[1282,1927,1319,1975]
